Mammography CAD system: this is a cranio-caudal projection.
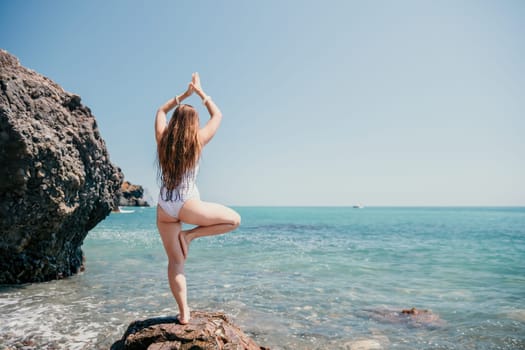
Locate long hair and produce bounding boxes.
[157,104,201,200]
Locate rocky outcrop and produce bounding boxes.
[0,49,123,284]
[111,311,269,350]
[360,307,445,329]
[119,181,150,207]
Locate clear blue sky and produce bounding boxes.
[2,0,524,206]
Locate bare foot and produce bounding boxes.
[177,315,190,325]
[179,231,190,259]
[177,311,190,325]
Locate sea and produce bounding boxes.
[1,206,524,349]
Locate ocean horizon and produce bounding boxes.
[1,206,524,349]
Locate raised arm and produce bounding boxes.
[154,84,193,144]
[191,73,223,146]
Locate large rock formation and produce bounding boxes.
[0,50,123,284]
[119,181,150,207]
[111,311,269,350]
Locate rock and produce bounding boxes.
[361,307,445,329]
[347,339,383,350]
[111,311,269,350]
[119,180,150,207]
[0,49,123,284]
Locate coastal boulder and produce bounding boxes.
[111,311,269,350]
[119,180,150,207]
[0,49,123,284]
[360,307,445,329]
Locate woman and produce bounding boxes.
[155,72,241,324]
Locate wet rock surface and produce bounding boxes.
[0,49,123,284]
[111,311,269,350]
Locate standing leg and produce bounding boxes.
[156,205,190,324]
[178,200,241,259]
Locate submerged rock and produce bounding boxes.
[119,180,150,207]
[361,307,445,329]
[0,49,123,284]
[346,339,383,350]
[111,311,269,350]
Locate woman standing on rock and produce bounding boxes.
[155,73,241,324]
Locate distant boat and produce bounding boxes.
[353,204,364,209]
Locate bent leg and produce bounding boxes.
[178,200,241,258]
[156,205,190,324]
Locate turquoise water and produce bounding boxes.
[1,207,524,349]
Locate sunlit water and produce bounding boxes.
[1,207,524,349]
